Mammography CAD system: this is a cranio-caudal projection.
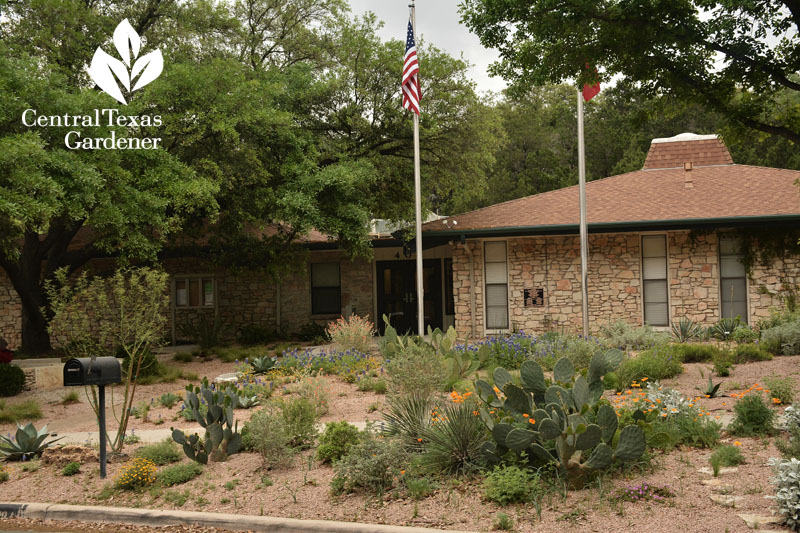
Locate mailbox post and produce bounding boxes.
[63,357,121,478]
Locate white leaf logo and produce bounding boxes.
[88,19,163,105]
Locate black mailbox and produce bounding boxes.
[63,357,122,387]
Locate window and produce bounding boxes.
[484,241,509,330]
[444,258,454,316]
[719,235,747,323]
[311,262,340,315]
[642,236,668,326]
[174,276,214,308]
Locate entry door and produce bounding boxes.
[376,260,442,335]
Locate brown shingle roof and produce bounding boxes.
[643,134,733,169]
[424,164,800,233]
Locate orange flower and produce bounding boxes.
[400,470,406,475]
[734,441,742,446]
[641,377,649,381]
[773,397,782,404]
[528,418,535,424]
[417,438,423,442]
[523,413,529,418]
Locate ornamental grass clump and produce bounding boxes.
[116,457,157,490]
[615,345,684,388]
[599,320,671,350]
[326,315,375,353]
[420,398,487,476]
[710,445,745,476]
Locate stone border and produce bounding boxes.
[0,502,474,533]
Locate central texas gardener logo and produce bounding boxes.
[88,19,163,105]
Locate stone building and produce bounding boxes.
[422,133,800,339]
[1,133,798,350]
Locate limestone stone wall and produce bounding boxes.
[451,230,799,338]
[0,269,22,350]
[163,258,278,343]
[749,252,800,322]
[279,251,374,334]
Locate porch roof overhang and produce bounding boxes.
[418,214,800,247]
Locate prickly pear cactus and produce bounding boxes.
[172,378,242,463]
[475,350,645,489]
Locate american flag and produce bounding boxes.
[402,20,420,115]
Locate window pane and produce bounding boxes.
[642,235,666,258]
[720,278,747,304]
[722,299,748,322]
[312,287,340,314]
[312,263,340,288]
[720,256,745,278]
[642,257,667,280]
[644,303,669,326]
[188,279,200,307]
[719,236,740,255]
[485,242,507,262]
[175,280,187,307]
[485,262,508,284]
[643,280,668,304]
[487,306,509,330]
[202,279,214,306]
[486,284,508,307]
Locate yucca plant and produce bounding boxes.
[712,317,742,341]
[249,356,277,375]
[382,392,434,451]
[420,400,487,475]
[704,376,723,399]
[0,423,63,460]
[672,317,702,343]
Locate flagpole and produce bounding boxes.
[577,89,590,338]
[411,2,425,336]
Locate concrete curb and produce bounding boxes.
[0,502,474,533]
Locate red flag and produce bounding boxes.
[582,63,600,101]
[402,20,421,115]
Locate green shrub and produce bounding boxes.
[713,351,735,377]
[158,462,203,486]
[710,445,745,476]
[768,457,800,531]
[0,364,26,397]
[158,393,182,409]
[134,440,182,465]
[296,321,329,343]
[0,466,8,483]
[293,376,330,417]
[173,352,193,363]
[599,320,671,350]
[119,347,160,379]
[761,321,800,355]
[279,397,319,448]
[492,512,514,531]
[237,324,281,345]
[483,465,540,506]
[616,345,684,388]
[317,421,361,464]
[732,326,758,344]
[652,411,721,448]
[734,343,773,363]
[405,477,436,500]
[765,376,794,405]
[61,461,81,476]
[673,343,720,363]
[242,407,292,469]
[0,399,42,423]
[357,377,387,394]
[331,427,404,497]
[729,394,775,436]
[385,344,447,396]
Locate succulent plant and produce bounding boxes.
[0,422,64,460]
[237,394,260,409]
[428,325,489,386]
[249,356,277,375]
[475,351,646,489]
[171,378,242,464]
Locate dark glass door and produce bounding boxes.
[376,260,442,335]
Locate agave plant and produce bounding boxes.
[237,394,260,409]
[249,356,277,375]
[671,317,702,343]
[712,317,742,341]
[0,423,64,460]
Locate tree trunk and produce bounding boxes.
[21,296,52,355]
